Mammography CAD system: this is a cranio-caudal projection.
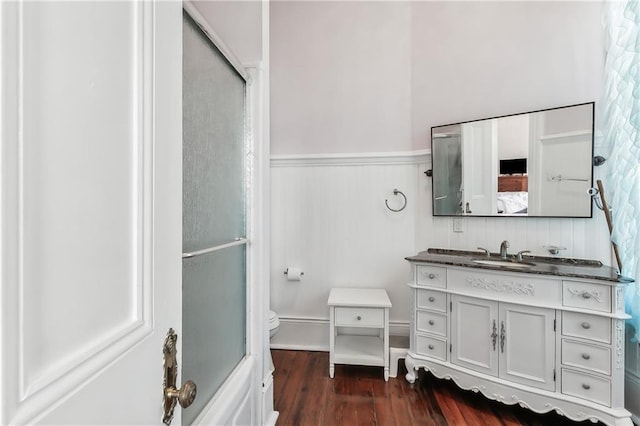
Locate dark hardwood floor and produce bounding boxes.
[272,350,601,426]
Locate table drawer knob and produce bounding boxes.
[582,383,591,390]
[428,344,434,350]
[356,316,362,321]
[428,273,436,279]
[581,322,591,329]
[582,292,592,299]
[582,353,591,360]
[428,320,435,325]
[428,296,435,302]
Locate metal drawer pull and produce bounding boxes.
[428,344,434,350]
[582,383,591,390]
[581,322,591,329]
[356,316,362,321]
[428,296,435,302]
[428,273,436,279]
[582,353,591,360]
[582,292,592,299]
[429,320,435,325]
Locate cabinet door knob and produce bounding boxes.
[582,383,591,390]
[428,344,434,350]
[428,320,435,325]
[428,273,436,279]
[581,353,591,360]
[428,296,435,302]
[356,316,362,321]
[581,322,591,329]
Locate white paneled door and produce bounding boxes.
[0,1,185,423]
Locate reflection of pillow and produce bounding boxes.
[496,192,528,214]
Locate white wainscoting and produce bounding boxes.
[270,151,613,350]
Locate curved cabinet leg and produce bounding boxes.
[329,364,334,378]
[404,354,417,383]
[384,368,389,382]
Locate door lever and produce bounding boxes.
[163,328,197,425]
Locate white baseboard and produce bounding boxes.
[626,369,640,424]
[269,317,410,351]
[261,372,278,426]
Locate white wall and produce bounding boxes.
[271,1,603,155]
[270,1,412,155]
[411,1,603,151]
[269,1,610,350]
[191,0,263,64]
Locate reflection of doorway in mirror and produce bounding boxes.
[461,120,498,215]
[497,115,529,215]
[528,104,593,216]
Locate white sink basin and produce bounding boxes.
[471,258,535,268]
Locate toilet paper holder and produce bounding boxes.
[283,268,304,277]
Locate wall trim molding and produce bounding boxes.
[270,150,430,168]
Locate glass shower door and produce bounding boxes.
[182,11,247,424]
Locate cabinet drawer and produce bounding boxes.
[415,335,447,361]
[561,369,611,407]
[416,311,447,337]
[417,289,447,312]
[562,281,611,312]
[335,307,383,327]
[416,265,447,288]
[562,312,611,344]
[562,339,611,375]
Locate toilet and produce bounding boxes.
[268,310,280,338]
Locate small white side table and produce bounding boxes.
[328,288,392,381]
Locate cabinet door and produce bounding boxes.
[499,303,555,391]
[451,295,499,376]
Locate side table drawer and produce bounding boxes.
[335,307,383,327]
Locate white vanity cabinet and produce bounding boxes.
[405,258,633,426]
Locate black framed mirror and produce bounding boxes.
[431,102,594,218]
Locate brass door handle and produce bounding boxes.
[165,380,197,408]
[163,329,197,425]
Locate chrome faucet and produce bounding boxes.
[499,240,510,259]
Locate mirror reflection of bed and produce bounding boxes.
[497,175,528,214]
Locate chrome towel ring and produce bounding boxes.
[385,189,407,212]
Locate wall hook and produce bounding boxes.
[588,187,605,211]
[385,189,407,212]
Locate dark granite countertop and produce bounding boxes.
[405,248,634,284]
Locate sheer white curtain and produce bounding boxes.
[602,0,640,342]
